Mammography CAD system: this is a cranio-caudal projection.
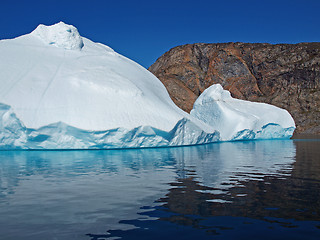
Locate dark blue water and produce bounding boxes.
[0,139,319,240]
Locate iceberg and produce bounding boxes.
[190,84,296,141]
[0,22,219,149]
[0,22,294,149]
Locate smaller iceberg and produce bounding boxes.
[190,84,295,141]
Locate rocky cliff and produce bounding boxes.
[149,42,320,134]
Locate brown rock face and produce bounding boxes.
[149,42,320,134]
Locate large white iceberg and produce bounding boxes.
[0,22,294,149]
[0,22,219,149]
[190,84,295,141]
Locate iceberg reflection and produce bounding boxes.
[0,140,299,240]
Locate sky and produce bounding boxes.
[1,0,319,68]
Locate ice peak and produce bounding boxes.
[195,84,232,105]
[31,21,84,50]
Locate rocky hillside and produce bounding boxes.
[149,42,320,134]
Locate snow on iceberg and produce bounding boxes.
[190,84,296,141]
[0,22,219,149]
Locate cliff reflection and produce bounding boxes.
[159,140,320,228]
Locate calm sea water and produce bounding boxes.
[0,139,319,240]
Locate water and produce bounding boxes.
[0,139,319,240]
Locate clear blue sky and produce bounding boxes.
[1,0,319,68]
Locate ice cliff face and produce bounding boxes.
[191,84,296,141]
[0,22,294,150]
[0,103,27,149]
[0,103,220,149]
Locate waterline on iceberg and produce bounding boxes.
[0,102,295,150]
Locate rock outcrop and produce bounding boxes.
[149,42,320,134]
